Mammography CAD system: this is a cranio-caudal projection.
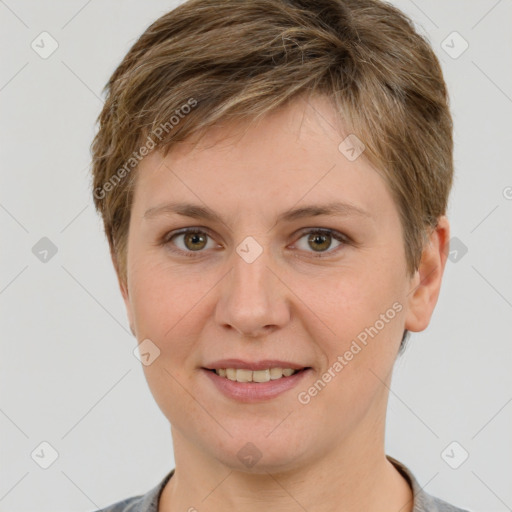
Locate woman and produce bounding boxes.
[90,1,470,510]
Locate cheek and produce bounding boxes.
[307,263,406,390]
[300,276,405,432]
[128,259,223,379]
[128,262,206,421]
[312,265,402,338]
[129,257,201,337]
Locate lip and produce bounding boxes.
[203,359,309,371]
[201,367,312,403]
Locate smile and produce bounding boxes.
[202,367,311,402]
[213,367,301,382]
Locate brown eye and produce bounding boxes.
[294,228,348,257]
[182,231,208,251]
[164,228,217,257]
[307,232,332,252]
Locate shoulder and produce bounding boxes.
[94,469,175,512]
[420,493,469,512]
[386,455,472,512]
[96,495,143,512]
[424,494,472,512]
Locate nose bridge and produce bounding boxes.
[215,238,289,336]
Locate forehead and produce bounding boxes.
[131,95,395,225]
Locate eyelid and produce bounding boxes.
[161,226,351,258]
[162,226,215,244]
[290,227,350,256]
[294,227,350,243]
[162,227,220,257]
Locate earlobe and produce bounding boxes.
[404,216,450,332]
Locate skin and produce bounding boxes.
[113,94,449,512]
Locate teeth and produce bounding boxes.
[236,369,252,382]
[253,369,270,382]
[269,367,284,380]
[214,367,299,382]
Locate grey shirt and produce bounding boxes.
[95,455,470,511]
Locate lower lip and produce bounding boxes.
[202,368,312,403]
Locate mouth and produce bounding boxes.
[201,363,313,402]
[204,367,311,383]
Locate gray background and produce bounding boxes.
[1,1,511,511]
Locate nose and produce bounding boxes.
[215,245,291,338]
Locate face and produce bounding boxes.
[117,94,447,473]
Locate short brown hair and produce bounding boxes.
[90,0,454,354]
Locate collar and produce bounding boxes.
[130,456,465,512]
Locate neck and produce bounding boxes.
[159,423,413,512]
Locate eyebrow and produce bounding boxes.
[143,201,371,225]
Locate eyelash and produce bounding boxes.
[161,227,351,259]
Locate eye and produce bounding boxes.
[163,228,218,257]
[292,228,348,257]
[161,227,350,259]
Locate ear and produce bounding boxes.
[110,248,136,337]
[404,216,450,332]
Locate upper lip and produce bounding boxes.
[203,359,310,371]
